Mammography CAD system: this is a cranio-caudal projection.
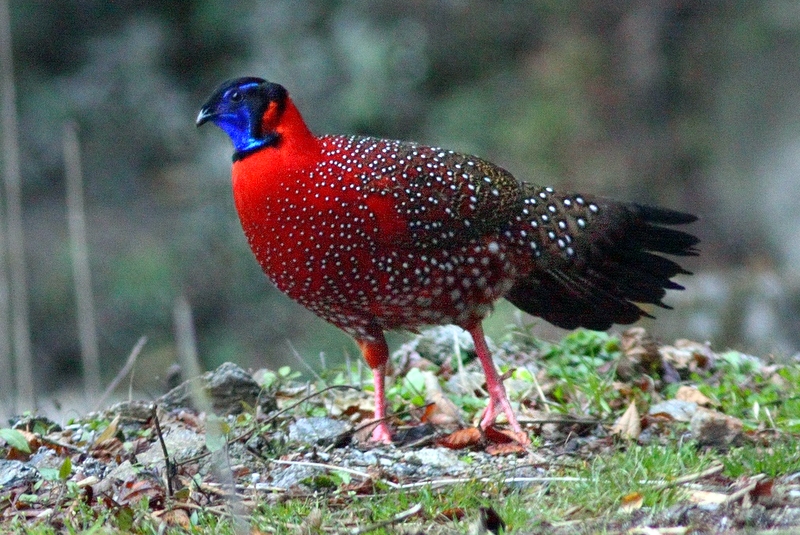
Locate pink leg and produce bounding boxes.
[468,324,522,432]
[357,337,393,443]
[369,363,393,443]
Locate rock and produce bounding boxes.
[136,426,206,465]
[393,325,494,368]
[0,460,39,489]
[289,417,350,445]
[690,408,743,447]
[159,362,277,415]
[649,400,699,422]
[402,447,462,470]
[270,464,317,490]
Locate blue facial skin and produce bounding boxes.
[197,78,280,160]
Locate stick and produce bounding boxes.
[267,458,399,489]
[63,122,100,397]
[287,339,323,382]
[344,502,422,535]
[93,336,147,412]
[151,404,173,497]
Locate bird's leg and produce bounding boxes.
[468,324,523,433]
[357,337,393,443]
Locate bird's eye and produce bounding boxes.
[229,90,243,103]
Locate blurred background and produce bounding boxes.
[2,0,800,419]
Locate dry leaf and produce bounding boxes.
[483,426,529,455]
[688,490,728,504]
[619,491,644,512]
[436,427,481,449]
[116,479,165,508]
[5,430,41,460]
[675,385,715,406]
[422,391,463,427]
[486,441,527,456]
[752,479,774,498]
[611,401,641,439]
[435,507,466,522]
[618,327,662,379]
[94,415,120,444]
[158,509,191,529]
[660,340,714,373]
[91,437,125,462]
[483,426,530,446]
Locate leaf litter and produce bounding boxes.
[1,326,800,533]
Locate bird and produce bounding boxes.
[197,77,699,443]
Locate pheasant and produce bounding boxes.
[197,77,699,443]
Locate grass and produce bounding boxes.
[4,328,800,533]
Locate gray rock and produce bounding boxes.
[649,399,699,421]
[0,460,39,489]
[136,425,207,466]
[690,408,743,447]
[159,362,277,415]
[289,417,350,445]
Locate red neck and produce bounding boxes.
[266,97,320,168]
[232,96,321,189]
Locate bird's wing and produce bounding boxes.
[357,138,522,248]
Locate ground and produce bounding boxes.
[1,326,800,534]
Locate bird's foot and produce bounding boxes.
[479,384,523,434]
[369,420,394,444]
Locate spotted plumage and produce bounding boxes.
[198,77,699,443]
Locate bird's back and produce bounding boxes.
[232,131,697,339]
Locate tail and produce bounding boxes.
[503,186,699,331]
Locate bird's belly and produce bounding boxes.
[369,241,522,330]
[248,221,522,337]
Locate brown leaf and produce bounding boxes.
[435,507,466,522]
[91,437,125,462]
[158,509,191,529]
[619,491,643,512]
[482,426,529,455]
[483,426,530,446]
[486,441,527,456]
[421,391,463,428]
[675,385,716,406]
[5,430,40,460]
[116,479,165,508]
[752,478,774,498]
[646,412,676,423]
[611,401,641,440]
[660,340,714,373]
[342,478,378,495]
[436,427,481,449]
[618,327,662,378]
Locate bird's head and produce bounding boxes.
[197,77,289,160]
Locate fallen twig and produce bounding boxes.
[93,336,147,412]
[342,502,422,535]
[649,463,725,491]
[722,474,766,505]
[151,404,174,497]
[393,475,585,490]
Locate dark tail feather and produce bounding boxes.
[505,200,698,331]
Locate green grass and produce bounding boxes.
[6,329,800,533]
